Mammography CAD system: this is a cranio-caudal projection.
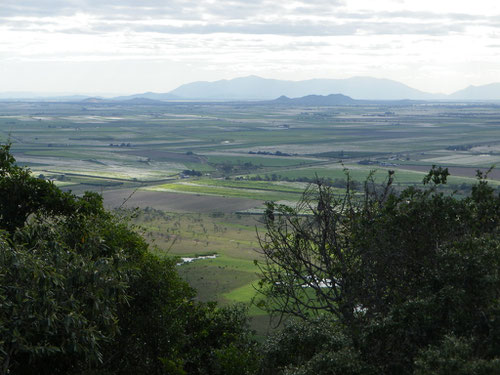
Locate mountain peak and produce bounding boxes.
[449,82,500,100]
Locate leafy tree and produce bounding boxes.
[181,303,259,375]
[0,208,129,374]
[257,167,500,374]
[0,144,78,233]
[100,251,195,374]
[259,317,373,375]
[414,335,500,375]
[0,143,257,374]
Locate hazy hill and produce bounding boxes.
[168,75,443,100]
[448,83,500,101]
[79,97,167,106]
[116,97,166,105]
[271,94,356,105]
[112,92,180,101]
[0,94,95,102]
[81,97,107,103]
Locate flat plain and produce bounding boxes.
[2,99,500,330]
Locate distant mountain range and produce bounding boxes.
[168,75,443,101]
[2,76,500,102]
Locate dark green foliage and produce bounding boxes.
[414,335,500,375]
[258,166,500,374]
[182,303,259,375]
[0,143,256,375]
[101,252,195,374]
[0,150,134,374]
[260,318,373,375]
[182,169,203,177]
[0,210,129,374]
[0,144,78,233]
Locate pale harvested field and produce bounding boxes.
[102,189,264,213]
[421,153,500,167]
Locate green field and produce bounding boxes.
[131,209,265,323]
[143,178,307,202]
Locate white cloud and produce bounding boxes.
[0,0,499,93]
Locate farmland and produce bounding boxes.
[2,99,500,330]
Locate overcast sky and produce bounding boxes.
[1,0,499,95]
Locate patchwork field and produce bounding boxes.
[2,99,500,331]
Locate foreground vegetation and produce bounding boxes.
[2,140,500,374]
[0,144,258,375]
[257,167,500,374]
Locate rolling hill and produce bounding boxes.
[448,83,500,101]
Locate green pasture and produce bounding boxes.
[183,162,216,172]
[132,210,266,316]
[142,180,304,201]
[223,280,265,316]
[52,180,78,187]
[255,164,413,182]
[195,178,307,192]
[263,163,494,187]
[176,254,260,304]
[133,211,262,261]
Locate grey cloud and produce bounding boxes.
[0,0,496,38]
[289,9,499,23]
[118,22,358,36]
[0,18,470,38]
[362,22,466,36]
[1,1,497,25]
[0,0,343,20]
[373,11,482,21]
[72,18,467,37]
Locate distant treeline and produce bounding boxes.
[248,150,296,157]
[182,169,203,176]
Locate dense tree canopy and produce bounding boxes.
[257,168,500,374]
[0,144,257,375]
